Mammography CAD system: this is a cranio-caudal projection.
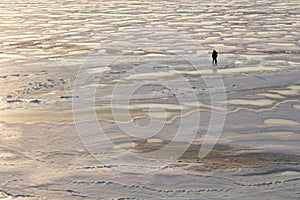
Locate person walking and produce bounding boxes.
[212,50,218,66]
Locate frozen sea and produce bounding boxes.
[0,0,299,199]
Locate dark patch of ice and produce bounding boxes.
[6,99,24,103]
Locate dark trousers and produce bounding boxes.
[212,58,217,65]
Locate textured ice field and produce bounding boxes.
[0,0,299,199]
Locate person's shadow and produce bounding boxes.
[212,66,217,73]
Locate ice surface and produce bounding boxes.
[0,0,299,199]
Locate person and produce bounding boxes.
[212,50,218,65]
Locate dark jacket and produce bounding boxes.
[212,50,218,59]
